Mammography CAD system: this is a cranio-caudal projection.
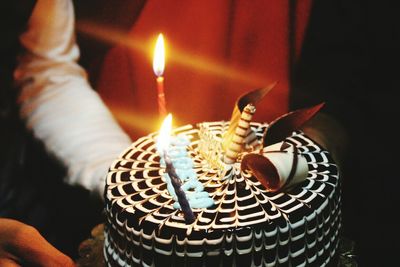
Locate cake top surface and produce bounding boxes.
[105,121,339,235]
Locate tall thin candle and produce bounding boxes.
[163,151,196,224]
[157,114,195,224]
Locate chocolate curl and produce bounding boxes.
[243,128,260,149]
[241,142,309,192]
[164,152,196,224]
[241,154,280,190]
[223,104,256,164]
[263,103,325,147]
[223,83,277,150]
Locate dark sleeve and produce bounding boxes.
[292,0,400,131]
[291,1,400,265]
[290,0,367,131]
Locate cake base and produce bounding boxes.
[77,224,357,267]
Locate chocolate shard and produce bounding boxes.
[241,153,281,191]
[263,102,325,147]
[223,82,277,150]
[237,82,277,112]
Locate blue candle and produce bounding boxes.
[163,135,214,209]
[163,151,195,224]
[157,115,213,223]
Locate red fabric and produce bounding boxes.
[97,0,312,139]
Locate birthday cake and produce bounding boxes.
[103,88,341,267]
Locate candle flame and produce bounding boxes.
[153,33,165,77]
[157,113,172,153]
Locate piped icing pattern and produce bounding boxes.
[104,122,341,267]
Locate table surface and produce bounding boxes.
[76,224,358,267]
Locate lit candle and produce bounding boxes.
[153,33,167,119]
[157,114,195,224]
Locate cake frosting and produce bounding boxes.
[104,121,341,267]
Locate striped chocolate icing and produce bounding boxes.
[104,121,341,267]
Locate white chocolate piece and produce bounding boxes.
[223,104,256,164]
[262,142,309,191]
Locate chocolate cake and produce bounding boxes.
[103,120,341,267]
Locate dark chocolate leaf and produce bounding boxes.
[263,102,325,147]
[223,82,277,150]
[237,82,277,112]
[241,153,281,191]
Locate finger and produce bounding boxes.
[0,258,20,267]
[10,224,75,267]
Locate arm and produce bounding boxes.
[14,0,131,198]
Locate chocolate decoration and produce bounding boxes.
[286,144,299,185]
[223,83,276,150]
[241,143,301,193]
[223,104,256,164]
[241,153,281,191]
[280,141,291,150]
[236,82,277,112]
[263,102,324,147]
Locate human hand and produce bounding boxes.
[0,218,75,267]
